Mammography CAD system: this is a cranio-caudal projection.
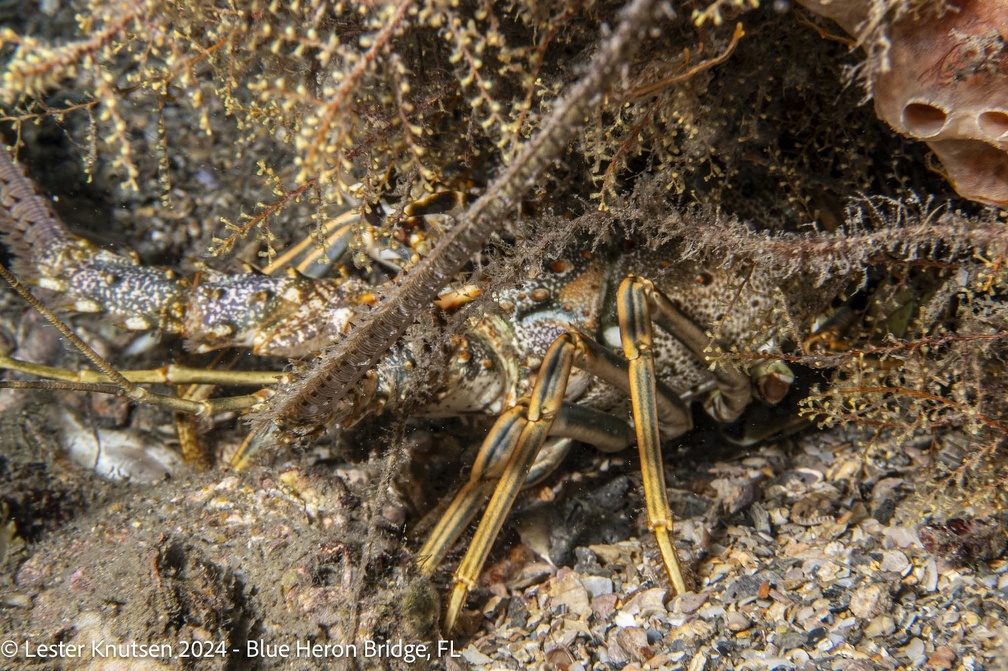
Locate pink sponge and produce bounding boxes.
[799,0,1008,206]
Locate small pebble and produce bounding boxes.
[922,558,939,592]
[725,611,751,632]
[849,583,892,619]
[787,649,810,663]
[927,645,957,670]
[675,591,708,615]
[865,615,896,638]
[614,611,637,628]
[698,604,726,620]
[461,645,492,665]
[881,549,911,574]
[582,575,613,598]
[0,592,32,608]
[550,571,590,614]
[902,637,926,665]
[884,525,919,549]
[591,592,619,618]
[631,587,667,619]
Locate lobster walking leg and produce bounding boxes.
[616,276,690,600]
[416,402,637,575]
[429,324,697,631]
[640,277,753,422]
[416,406,527,577]
[439,333,577,632]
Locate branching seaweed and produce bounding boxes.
[0,0,1005,516]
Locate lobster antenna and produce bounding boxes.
[253,0,667,437]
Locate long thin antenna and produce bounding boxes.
[253,0,666,437]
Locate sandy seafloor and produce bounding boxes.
[2,387,1007,671]
[1,3,1007,670]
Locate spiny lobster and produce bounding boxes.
[0,141,798,631]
